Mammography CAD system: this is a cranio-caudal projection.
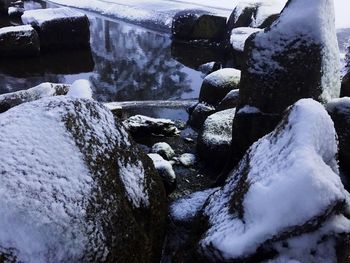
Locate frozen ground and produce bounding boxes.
[46,0,350,31]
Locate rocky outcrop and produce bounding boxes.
[197,109,235,168]
[172,10,227,42]
[175,99,350,262]
[199,68,241,106]
[0,25,40,57]
[0,82,70,113]
[227,0,286,31]
[0,97,166,262]
[21,7,90,51]
[230,0,341,167]
[123,115,180,137]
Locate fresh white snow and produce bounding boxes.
[148,153,176,181]
[67,79,93,99]
[0,25,34,35]
[200,99,350,260]
[22,7,86,26]
[0,98,94,262]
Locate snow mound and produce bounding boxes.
[22,7,86,26]
[200,99,350,261]
[151,142,175,160]
[67,79,93,99]
[148,153,176,182]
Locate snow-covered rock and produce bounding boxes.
[240,0,341,113]
[150,142,175,160]
[179,153,196,167]
[217,89,239,111]
[0,82,70,113]
[188,102,215,130]
[199,68,241,106]
[0,25,40,57]
[197,108,235,167]
[21,7,90,50]
[123,115,180,136]
[179,99,350,262]
[170,188,218,223]
[0,96,166,262]
[172,10,227,42]
[227,0,287,30]
[231,0,341,167]
[148,153,176,193]
[8,6,24,17]
[67,79,93,99]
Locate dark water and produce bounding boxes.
[0,1,216,105]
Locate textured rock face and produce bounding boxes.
[230,0,341,167]
[172,10,227,42]
[176,99,350,263]
[197,109,235,168]
[0,97,166,263]
[22,7,90,51]
[0,25,40,57]
[341,72,350,97]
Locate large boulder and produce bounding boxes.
[197,108,235,168]
[0,82,70,113]
[0,25,40,57]
[0,97,166,262]
[231,0,341,166]
[172,10,227,42]
[21,7,90,51]
[227,0,287,31]
[199,68,241,106]
[216,89,239,111]
[174,99,350,262]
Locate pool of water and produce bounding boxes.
[0,0,349,104]
[0,0,213,104]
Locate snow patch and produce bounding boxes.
[67,79,93,99]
